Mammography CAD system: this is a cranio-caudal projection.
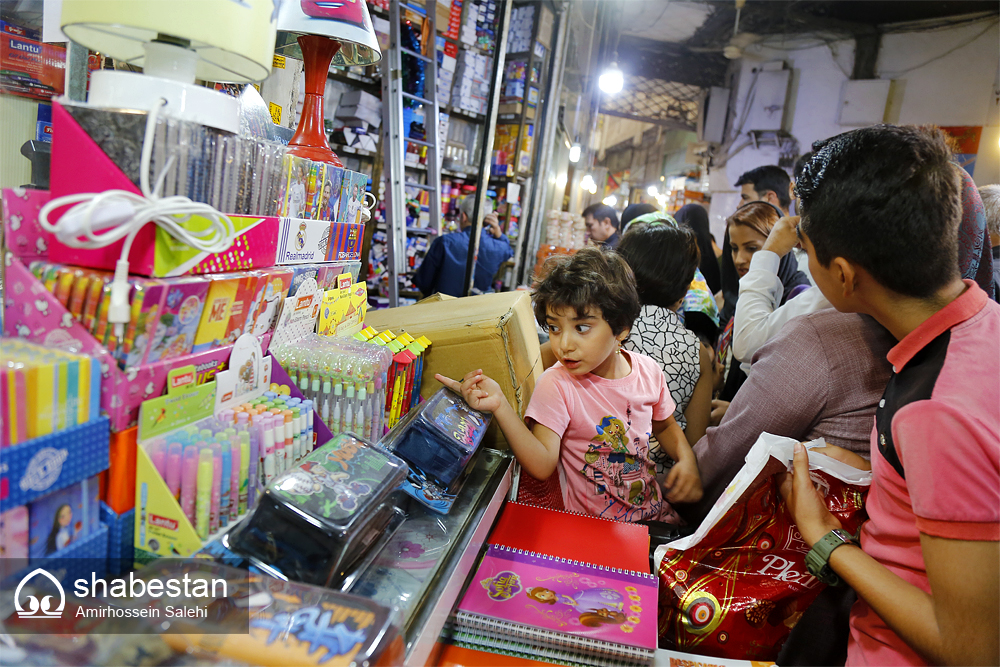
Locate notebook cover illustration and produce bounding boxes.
[457,545,657,655]
[489,502,651,573]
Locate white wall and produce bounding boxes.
[709,17,1000,242]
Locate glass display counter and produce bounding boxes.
[349,448,514,666]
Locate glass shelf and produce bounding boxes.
[348,448,513,665]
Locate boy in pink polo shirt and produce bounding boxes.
[782,125,999,666]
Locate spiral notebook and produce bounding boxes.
[454,544,658,666]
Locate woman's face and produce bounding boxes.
[729,224,768,277]
[58,505,72,527]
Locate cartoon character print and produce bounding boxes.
[581,408,662,522]
[289,462,374,512]
[238,357,256,394]
[526,586,628,627]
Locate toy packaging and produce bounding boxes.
[145,277,209,363]
[229,433,408,589]
[338,171,368,226]
[27,474,100,560]
[655,433,871,661]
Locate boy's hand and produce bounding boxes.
[810,443,872,471]
[778,442,843,547]
[664,456,703,504]
[762,215,801,258]
[435,370,506,414]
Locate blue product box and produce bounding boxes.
[27,474,100,560]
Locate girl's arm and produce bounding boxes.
[652,417,703,504]
[683,343,714,445]
[436,371,561,480]
[781,442,999,666]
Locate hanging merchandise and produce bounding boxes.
[401,19,426,108]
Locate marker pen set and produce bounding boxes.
[270,334,390,442]
[353,327,433,432]
[143,390,314,541]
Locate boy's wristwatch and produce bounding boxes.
[805,529,858,586]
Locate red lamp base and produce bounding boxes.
[287,34,344,167]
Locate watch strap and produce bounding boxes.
[805,528,858,586]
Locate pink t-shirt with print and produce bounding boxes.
[524,349,679,523]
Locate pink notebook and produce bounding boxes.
[454,544,658,665]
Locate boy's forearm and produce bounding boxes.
[828,544,944,664]
[493,400,559,479]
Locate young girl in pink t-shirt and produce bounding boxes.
[438,248,702,523]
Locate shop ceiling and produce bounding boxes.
[601,0,999,129]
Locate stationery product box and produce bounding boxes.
[191,274,243,353]
[381,387,490,492]
[338,89,381,112]
[120,278,168,368]
[27,475,101,560]
[3,187,52,263]
[228,433,408,589]
[221,272,262,344]
[5,255,272,433]
[145,277,209,363]
[335,104,382,129]
[363,291,542,450]
[275,217,364,265]
[45,101,281,277]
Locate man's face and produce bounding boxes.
[740,183,784,213]
[584,214,614,243]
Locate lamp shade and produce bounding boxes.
[60,0,277,83]
[275,0,382,67]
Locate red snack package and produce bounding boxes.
[655,434,870,661]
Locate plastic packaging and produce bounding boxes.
[380,387,490,491]
[230,433,408,588]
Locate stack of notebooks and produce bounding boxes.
[451,502,658,666]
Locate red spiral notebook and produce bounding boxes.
[488,501,651,574]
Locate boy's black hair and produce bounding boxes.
[735,165,792,210]
[797,125,961,300]
[618,222,700,309]
[533,247,640,336]
[582,204,620,230]
[793,152,814,181]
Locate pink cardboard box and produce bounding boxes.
[44,100,279,277]
[2,187,52,262]
[3,255,270,431]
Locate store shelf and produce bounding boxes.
[444,105,485,123]
[328,68,380,88]
[331,141,377,158]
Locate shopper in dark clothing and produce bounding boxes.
[620,203,656,232]
[582,203,621,248]
[675,203,721,295]
[413,195,512,297]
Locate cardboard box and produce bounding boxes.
[339,89,381,111]
[363,291,542,450]
[335,104,382,128]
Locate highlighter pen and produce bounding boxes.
[219,444,232,528]
[302,400,314,452]
[210,444,222,535]
[291,407,302,461]
[150,444,167,481]
[196,449,213,540]
[271,416,286,474]
[248,415,261,506]
[343,386,354,435]
[261,414,276,484]
[238,432,250,514]
[181,445,198,525]
[281,410,294,468]
[166,442,183,500]
[229,440,241,521]
[357,388,369,439]
[139,482,148,547]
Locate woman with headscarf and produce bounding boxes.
[675,203,721,296]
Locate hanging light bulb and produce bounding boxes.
[602,195,617,207]
[568,143,582,163]
[555,172,568,188]
[647,185,658,197]
[580,174,597,192]
[599,62,624,95]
